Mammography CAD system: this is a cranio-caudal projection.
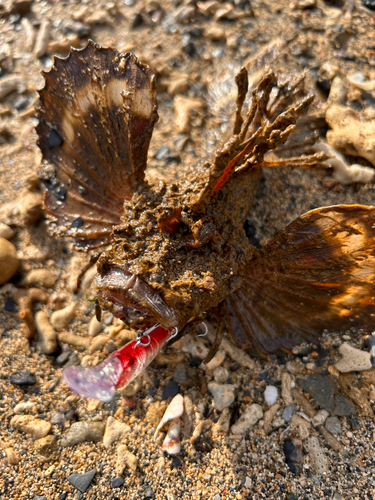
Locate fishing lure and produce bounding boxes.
[37,41,375,401]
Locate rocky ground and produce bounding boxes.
[1,0,375,499]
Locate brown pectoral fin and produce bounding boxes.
[37,41,158,250]
[226,205,375,353]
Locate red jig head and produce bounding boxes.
[62,324,178,402]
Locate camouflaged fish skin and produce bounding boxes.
[37,41,375,353]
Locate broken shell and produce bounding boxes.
[155,393,184,437]
[116,444,138,474]
[161,418,181,455]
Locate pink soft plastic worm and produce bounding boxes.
[62,324,177,402]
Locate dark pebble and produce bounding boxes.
[295,345,313,356]
[10,371,36,386]
[299,374,335,412]
[131,12,144,28]
[162,380,180,400]
[56,349,72,367]
[155,145,170,160]
[67,469,96,493]
[13,95,29,111]
[59,494,67,500]
[48,129,63,148]
[111,477,124,488]
[283,437,303,475]
[4,297,16,312]
[71,217,83,229]
[361,0,375,10]
[189,356,202,367]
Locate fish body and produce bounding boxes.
[37,41,375,364]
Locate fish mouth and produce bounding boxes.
[95,267,178,330]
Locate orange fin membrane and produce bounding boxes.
[226,205,375,353]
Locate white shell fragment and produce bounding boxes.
[264,385,278,405]
[161,418,181,455]
[155,393,184,437]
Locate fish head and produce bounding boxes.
[95,185,250,331]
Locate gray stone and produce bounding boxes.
[282,404,296,423]
[299,374,335,411]
[325,416,342,435]
[333,394,356,416]
[207,382,235,411]
[67,469,96,493]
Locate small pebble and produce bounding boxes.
[311,409,329,427]
[50,302,76,330]
[116,444,138,474]
[5,446,19,465]
[0,222,14,239]
[67,469,96,494]
[13,401,35,414]
[207,382,235,411]
[34,435,58,459]
[111,477,124,488]
[334,343,372,373]
[103,416,131,448]
[290,414,311,440]
[213,366,229,384]
[61,421,105,447]
[10,371,35,386]
[325,416,342,435]
[162,380,180,400]
[23,269,56,289]
[264,385,278,405]
[282,404,296,423]
[230,404,263,434]
[0,237,19,285]
[10,415,51,439]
